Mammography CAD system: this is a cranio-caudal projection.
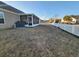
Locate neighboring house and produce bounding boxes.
[0,1,40,29]
[61,18,76,24]
[70,15,79,24]
[61,15,79,24]
[54,19,61,23]
[47,18,62,23]
[51,18,62,23]
[48,18,54,23]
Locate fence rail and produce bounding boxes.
[52,23,79,36]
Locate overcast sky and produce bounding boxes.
[3,1,79,20]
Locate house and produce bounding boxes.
[70,15,79,24]
[0,1,40,29]
[54,18,61,23]
[61,15,78,24]
[47,18,62,24]
[51,18,62,23]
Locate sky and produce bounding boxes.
[3,1,79,20]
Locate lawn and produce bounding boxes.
[0,25,79,57]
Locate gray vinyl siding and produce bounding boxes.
[0,9,20,29]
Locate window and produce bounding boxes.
[0,12,4,24]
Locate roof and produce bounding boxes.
[0,1,24,14]
[0,1,41,20]
[70,15,79,19]
[20,13,41,20]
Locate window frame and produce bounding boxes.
[0,12,5,25]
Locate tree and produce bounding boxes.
[63,16,72,22]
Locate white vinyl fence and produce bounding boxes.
[52,23,79,37]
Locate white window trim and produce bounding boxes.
[0,12,5,25]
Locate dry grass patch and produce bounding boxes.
[0,25,78,57]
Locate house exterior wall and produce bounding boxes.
[71,17,79,24]
[71,17,76,24]
[0,9,20,29]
